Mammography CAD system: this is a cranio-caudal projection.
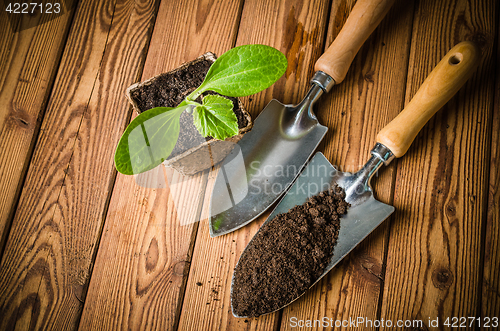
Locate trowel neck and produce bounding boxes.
[311,71,335,92]
[297,84,324,110]
[355,143,395,189]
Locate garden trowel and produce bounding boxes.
[231,41,480,317]
[210,0,395,237]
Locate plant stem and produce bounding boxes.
[186,87,204,102]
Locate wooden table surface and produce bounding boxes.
[0,0,499,330]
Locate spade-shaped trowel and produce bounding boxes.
[230,41,480,317]
[209,0,396,236]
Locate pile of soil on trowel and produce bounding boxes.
[231,185,350,317]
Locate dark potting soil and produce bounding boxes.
[128,58,248,160]
[231,185,349,317]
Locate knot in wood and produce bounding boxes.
[432,267,454,290]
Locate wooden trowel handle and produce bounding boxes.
[314,0,395,84]
[376,41,480,158]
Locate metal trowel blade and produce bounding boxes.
[209,99,327,237]
[230,152,394,317]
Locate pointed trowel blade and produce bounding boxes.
[230,152,395,317]
[209,98,327,237]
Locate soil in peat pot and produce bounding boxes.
[128,58,248,160]
[231,185,350,317]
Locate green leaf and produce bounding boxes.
[114,105,187,175]
[193,95,239,141]
[191,44,287,98]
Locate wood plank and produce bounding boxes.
[0,1,75,253]
[278,1,414,329]
[177,0,332,330]
[483,14,500,321]
[0,0,159,329]
[79,165,207,330]
[79,0,245,329]
[380,0,497,326]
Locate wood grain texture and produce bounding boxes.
[178,168,277,331]
[79,165,206,330]
[279,0,414,329]
[0,1,75,254]
[0,0,158,329]
[0,0,498,330]
[482,19,500,320]
[79,0,245,329]
[380,0,497,326]
[177,0,331,329]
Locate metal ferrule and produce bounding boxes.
[371,143,395,166]
[310,71,336,92]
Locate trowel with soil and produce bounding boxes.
[209,0,396,236]
[231,41,480,317]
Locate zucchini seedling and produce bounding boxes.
[114,44,287,175]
